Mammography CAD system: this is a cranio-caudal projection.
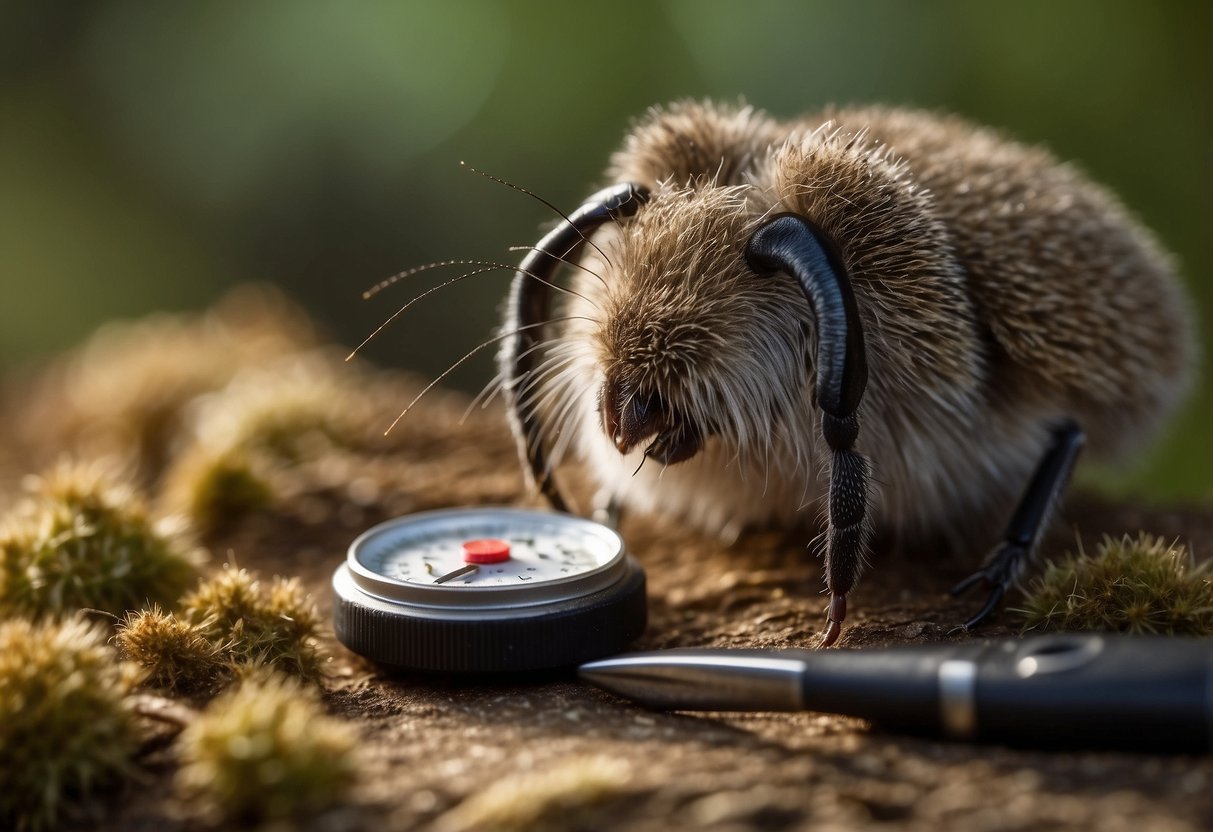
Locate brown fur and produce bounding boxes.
[513,100,1193,607]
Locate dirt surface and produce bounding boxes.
[4,330,1212,832]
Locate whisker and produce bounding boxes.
[349,264,599,362]
[542,370,588,470]
[462,345,575,425]
[461,161,614,268]
[350,266,500,360]
[461,367,507,424]
[507,245,607,288]
[518,357,582,427]
[363,259,499,301]
[385,317,591,434]
[513,334,592,404]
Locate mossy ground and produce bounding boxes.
[175,672,360,825]
[181,564,326,682]
[116,606,230,694]
[0,616,139,832]
[0,462,202,618]
[1019,533,1213,635]
[1,292,1210,832]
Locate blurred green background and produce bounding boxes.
[1,0,1209,498]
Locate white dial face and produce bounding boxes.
[374,529,611,586]
[347,508,626,609]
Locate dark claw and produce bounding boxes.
[961,582,1006,631]
[817,593,847,648]
[818,619,842,648]
[949,570,989,597]
[948,421,1085,637]
[950,544,1022,631]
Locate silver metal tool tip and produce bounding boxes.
[579,650,807,711]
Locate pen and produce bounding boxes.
[579,634,1213,752]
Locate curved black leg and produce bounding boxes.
[951,419,1086,631]
[745,215,870,648]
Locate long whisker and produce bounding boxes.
[527,361,587,473]
[520,353,582,425]
[506,245,607,288]
[517,362,579,430]
[464,351,575,429]
[385,316,592,434]
[462,161,614,268]
[545,384,586,470]
[460,345,574,425]
[350,267,498,360]
[461,368,505,425]
[349,264,598,362]
[494,334,584,426]
[363,259,495,300]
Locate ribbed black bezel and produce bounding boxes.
[332,557,646,673]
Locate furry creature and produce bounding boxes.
[499,101,1192,645]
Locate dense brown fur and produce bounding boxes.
[510,101,1193,636]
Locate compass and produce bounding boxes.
[332,507,646,672]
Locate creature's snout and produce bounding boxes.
[600,377,663,455]
[600,376,702,465]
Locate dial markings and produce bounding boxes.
[357,513,623,590]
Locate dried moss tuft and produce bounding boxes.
[182,564,324,680]
[174,672,359,824]
[1019,533,1213,635]
[116,606,230,694]
[0,461,202,618]
[0,616,139,832]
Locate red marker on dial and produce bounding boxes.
[461,538,511,564]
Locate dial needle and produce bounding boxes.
[434,564,479,584]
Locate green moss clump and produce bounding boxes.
[200,357,371,462]
[182,564,324,680]
[166,449,274,536]
[115,606,229,694]
[1019,533,1213,635]
[0,462,202,618]
[163,350,381,533]
[0,616,139,832]
[174,672,359,824]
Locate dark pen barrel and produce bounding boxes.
[798,647,962,730]
[970,636,1212,752]
[803,636,1213,752]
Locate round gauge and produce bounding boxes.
[332,507,646,672]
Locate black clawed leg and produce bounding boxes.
[744,215,870,648]
[960,582,1006,632]
[952,420,1086,630]
[817,415,871,648]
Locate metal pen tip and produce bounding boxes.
[579,650,808,711]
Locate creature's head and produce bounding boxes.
[593,184,810,467]
[499,179,867,513]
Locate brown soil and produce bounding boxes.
[6,360,1212,832]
